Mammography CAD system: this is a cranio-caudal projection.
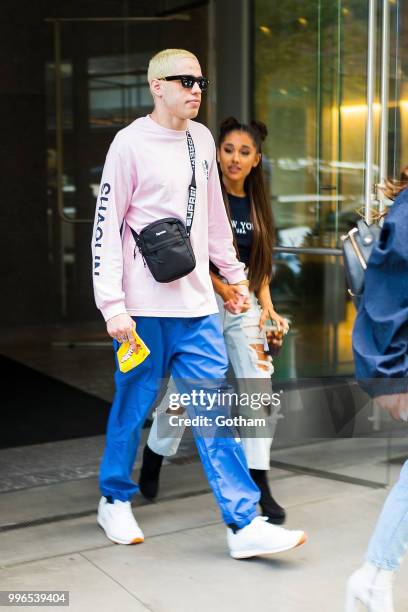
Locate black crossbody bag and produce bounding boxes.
[130,131,197,283]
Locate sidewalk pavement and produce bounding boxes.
[1,439,408,612]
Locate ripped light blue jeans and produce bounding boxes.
[148,292,277,470]
[366,458,408,570]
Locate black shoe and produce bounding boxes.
[139,444,164,501]
[249,468,286,525]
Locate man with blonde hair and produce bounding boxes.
[147,48,198,82]
[92,48,306,558]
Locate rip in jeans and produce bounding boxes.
[240,316,274,376]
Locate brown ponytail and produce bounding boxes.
[382,165,408,200]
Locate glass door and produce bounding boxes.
[254,0,405,380]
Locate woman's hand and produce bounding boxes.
[259,307,289,333]
[260,307,289,355]
[375,393,408,421]
[257,282,288,332]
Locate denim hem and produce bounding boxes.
[365,555,399,571]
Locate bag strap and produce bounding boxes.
[185,129,196,237]
[130,130,196,242]
[346,227,368,270]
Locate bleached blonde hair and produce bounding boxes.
[147,49,198,83]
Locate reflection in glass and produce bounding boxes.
[271,253,353,379]
[255,0,408,378]
[254,0,371,248]
[254,1,373,377]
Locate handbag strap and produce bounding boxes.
[130,130,196,241]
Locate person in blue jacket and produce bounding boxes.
[346,169,408,612]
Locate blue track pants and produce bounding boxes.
[99,314,260,528]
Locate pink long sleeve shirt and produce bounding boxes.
[91,115,246,321]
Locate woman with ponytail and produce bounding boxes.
[140,117,289,524]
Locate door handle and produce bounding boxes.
[364,0,378,224]
[379,0,390,214]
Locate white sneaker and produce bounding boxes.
[345,564,395,612]
[227,515,307,559]
[97,496,144,545]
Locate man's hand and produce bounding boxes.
[106,313,137,350]
[224,285,250,314]
[375,393,408,421]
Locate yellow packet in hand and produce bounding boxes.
[117,329,150,373]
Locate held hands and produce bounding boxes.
[375,393,408,422]
[223,284,250,314]
[106,313,137,350]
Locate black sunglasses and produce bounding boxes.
[159,75,209,91]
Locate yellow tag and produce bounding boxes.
[117,329,150,373]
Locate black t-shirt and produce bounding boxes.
[228,193,253,267]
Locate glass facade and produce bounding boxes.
[254,0,408,378]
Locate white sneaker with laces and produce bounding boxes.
[227,515,307,559]
[345,563,395,612]
[97,496,144,545]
